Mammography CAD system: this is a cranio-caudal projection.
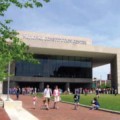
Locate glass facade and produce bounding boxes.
[15,54,92,78]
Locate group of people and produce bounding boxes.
[43,85,61,110]
[9,86,38,95]
[83,88,118,95]
[33,85,61,110]
[32,85,100,111]
[13,85,100,111]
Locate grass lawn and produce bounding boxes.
[61,94,120,111]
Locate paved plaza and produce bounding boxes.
[7,95,120,120]
[0,107,10,120]
[0,95,120,120]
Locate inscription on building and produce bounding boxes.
[21,34,86,45]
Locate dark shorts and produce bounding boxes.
[44,97,50,103]
[74,100,79,103]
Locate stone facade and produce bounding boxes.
[1,31,120,94]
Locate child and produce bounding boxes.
[41,97,47,110]
[33,95,37,109]
[74,91,80,110]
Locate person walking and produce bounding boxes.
[96,88,100,98]
[32,95,37,109]
[114,89,118,96]
[43,85,52,110]
[73,91,80,110]
[16,86,20,100]
[53,85,60,109]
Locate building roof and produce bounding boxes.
[18,31,120,67]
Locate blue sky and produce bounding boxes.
[3,0,120,79]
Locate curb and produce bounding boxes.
[61,101,120,114]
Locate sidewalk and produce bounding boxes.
[10,95,120,120]
[0,107,10,120]
[0,97,10,120]
[1,95,38,120]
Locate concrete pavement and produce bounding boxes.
[1,94,120,120]
[11,95,120,120]
[1,95,39,120]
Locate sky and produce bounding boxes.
[2,0,120,80]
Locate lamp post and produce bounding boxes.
[6,62,10,101]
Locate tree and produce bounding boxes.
[100,83,106,89]
[100,83,111,89]
[0,0,50,80]
[106,82,111,88]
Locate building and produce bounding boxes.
[92,78,111,88]
[2,31,120,93]
[107,74,111,80]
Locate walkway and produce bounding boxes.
[0,107,10,120]
[1,95,38,120]
[0,97,10,120]
[11,95,120,120]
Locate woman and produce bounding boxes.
[53,85,60,109]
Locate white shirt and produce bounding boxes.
[44,88,51,98]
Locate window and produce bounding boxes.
[15,54,92,78]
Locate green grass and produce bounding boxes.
[61,94,120,111]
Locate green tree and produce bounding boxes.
[0,0,50,80]
[100,83,111,89]
[106,82,111,88]
[100,83,106,89]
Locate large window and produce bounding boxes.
[15,54,92,78]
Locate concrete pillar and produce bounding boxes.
[39,82,44,92]
[65,82,70,92]
[116,54,120,94]
[111,56,117,89]
[111,54,120,94]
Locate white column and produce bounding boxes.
[117,54,120,94]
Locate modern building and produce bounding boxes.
[2,31,120,93]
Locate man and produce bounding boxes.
[43,85,52,110]
[16,86,20,100]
